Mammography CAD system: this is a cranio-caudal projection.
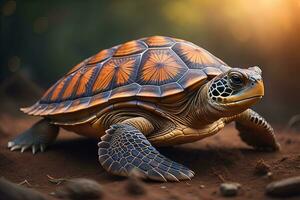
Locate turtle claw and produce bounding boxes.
[8,119,59,155]
[7,141,14,148]
[8,142,45,154]
[40,144,46,152]
[179,171,193,180]
[10,145,21,151]
[21,145,30,153]
[32,145,37,155]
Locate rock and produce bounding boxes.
[168,194,180,200]
[287,114,300,131]
[254,159,271,175]
[285,138,292,145]
[266,172,273,179]
[55,178,103,200]
[266,176,300,197]
[0,178,46,200]
[125,169,146,196]
[219,182,241,197]
[278,156,289,163]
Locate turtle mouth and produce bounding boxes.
[222,95,263,106]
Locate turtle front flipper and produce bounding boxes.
[234,109,280,151]
[8,119,59,154]
[98,121,194,182]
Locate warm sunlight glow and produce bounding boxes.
[162,0,300,51]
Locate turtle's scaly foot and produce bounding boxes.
[235,109,280,151]
[8,119,59,154]
[98,124,194,182]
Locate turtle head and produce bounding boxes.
[207,66,264,116]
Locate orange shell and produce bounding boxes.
[143,36,174,47]
[22,36,229,116]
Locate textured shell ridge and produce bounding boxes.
[22,36,229,116]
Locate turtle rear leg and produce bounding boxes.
[8,119,59,154]
[234,109,280,151]
[98,117,194,182]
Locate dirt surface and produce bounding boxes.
[1,113,300,200]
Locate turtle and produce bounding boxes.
[8,36,280,182]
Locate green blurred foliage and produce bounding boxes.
[1,0,300,122]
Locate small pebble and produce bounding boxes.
[219,182,241,197]
[255,159,271,175]
[55,178,103,200]
[279,156,289,163]
[266,172,273,179]
[285,138,292,144]
[266,176,300,197]
[126,169,146,196]
[161,186,167,189]
[199,184,205,189]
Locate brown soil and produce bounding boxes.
[1,114,300,200]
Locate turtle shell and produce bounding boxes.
[22,36,230,116]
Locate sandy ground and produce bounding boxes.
[0,113,300,200]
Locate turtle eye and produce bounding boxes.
[228,72,244,87]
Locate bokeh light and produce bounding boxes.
[1,0,16,16]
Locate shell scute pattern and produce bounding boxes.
[114,40,147,57]
[75,67,97,97]
[41,58,93,103]
[110,83,141,101]
[61,70,83,100]
[172,42,226,69]
[88,48,115,65]
[92,55,141,93]
[143,36,175,47]
[23,36,229,116]
[66,58,87,75]
[136,85,161,98]
[137,49,188,85]
[160,82,184,97]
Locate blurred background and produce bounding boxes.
[0,0,299,124]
